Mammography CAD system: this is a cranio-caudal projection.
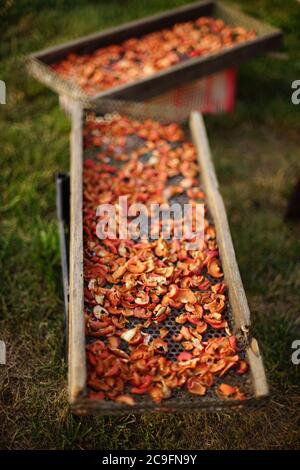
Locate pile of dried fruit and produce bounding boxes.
[52,17,256,95]
[83,114,248,405]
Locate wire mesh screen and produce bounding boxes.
[148,69,237,118]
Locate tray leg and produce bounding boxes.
[56,172,70,360]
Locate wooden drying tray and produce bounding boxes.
[26,0,282,103]
[67,101,268,415]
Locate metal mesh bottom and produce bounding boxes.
[79,109,259,414]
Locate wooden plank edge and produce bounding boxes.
[246,338,269,398]
[68,101,86,403]
[28,1,214,62]
[189,111,269,399]
[189,111,251,330]
[59,94,77,118]
[71,396,254,416]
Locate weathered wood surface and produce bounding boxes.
[68,102,86,403]
[190,111,251,330]
[190,110,268,399]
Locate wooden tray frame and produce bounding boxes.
[26,1,282,103]
[68,101,268,415]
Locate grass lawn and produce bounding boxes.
[1,0,300,449]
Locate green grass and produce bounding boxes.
[0,0,300,450]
